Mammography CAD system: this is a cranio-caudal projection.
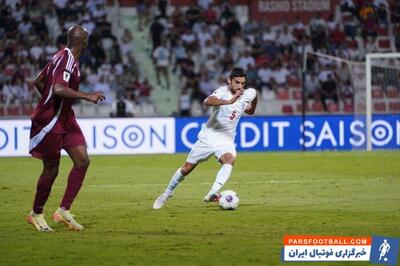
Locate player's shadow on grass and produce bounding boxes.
[152,202,266,211]
[202,203,265,211]
[50,222,96,231]
[237,203,266,207]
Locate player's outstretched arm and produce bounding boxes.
[204,90,243,107]
[245,91,259,115]
[53,83,105,103]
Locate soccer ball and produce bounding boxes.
[218,190,239,210]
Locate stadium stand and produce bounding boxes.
[0,0,399,117]
[0,0,145,117]
[153,0,399,116]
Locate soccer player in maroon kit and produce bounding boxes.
[27,26,105,232]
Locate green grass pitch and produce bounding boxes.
[0,151,399,265]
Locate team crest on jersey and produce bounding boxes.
[63,71,71,82]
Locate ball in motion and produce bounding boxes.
[218,190,239,210]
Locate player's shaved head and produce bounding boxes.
[67,25,89,48]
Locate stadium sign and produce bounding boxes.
[250,0,340,24]
[77,118,175,154]
[175,115,400,152]
[0,115,399,157]
[0,118,175,157]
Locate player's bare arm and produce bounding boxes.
[203,90,243,107]
[53,83,105,103]
[245,91,259,115]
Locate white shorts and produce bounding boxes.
[186,139,236,164]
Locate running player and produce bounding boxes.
[153,67,258,209]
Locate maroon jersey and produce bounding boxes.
[31,48,81,135]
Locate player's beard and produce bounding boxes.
[232,87,243,94]
[229,85,242,94]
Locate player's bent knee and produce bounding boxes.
[43,160,60,178]
[219,154,236,165]
[42,168,58,179]
[180,167,190,176]
[46,168,59,179]
[75,158,90,169]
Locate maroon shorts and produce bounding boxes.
[30,120,86,160]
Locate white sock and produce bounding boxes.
[208,164,233,195]
[165,168,185,195]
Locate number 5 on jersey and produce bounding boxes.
[230,111,237,120]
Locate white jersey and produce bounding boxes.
[198,86,257,144]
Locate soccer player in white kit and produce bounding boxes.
[153,68,258,209]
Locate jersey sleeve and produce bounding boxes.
[52,51,75,87]
[242,88,257,102]
[210,87,225,99]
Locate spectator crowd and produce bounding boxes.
[145,0,399,115]
[1,0,399,116]
[0,0,153,116]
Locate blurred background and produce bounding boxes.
[1,0,399,119]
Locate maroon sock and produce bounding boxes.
[60,166,87,210]
[33,175,56,214]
